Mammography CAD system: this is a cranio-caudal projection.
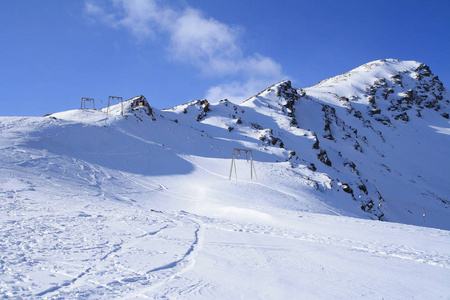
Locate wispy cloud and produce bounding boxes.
[84,0,286,102]
[84,1,118,27]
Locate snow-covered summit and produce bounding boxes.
[308,59,447,110]
[314,59,419,88]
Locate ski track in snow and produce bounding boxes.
[1,169,449,298]
[119,171,168,193]
[201,219,450,269]
[0,195,201,298]
[1,142,449,298]
[0,158,204,299]
[124,213,206,299]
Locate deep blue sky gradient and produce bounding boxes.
[1,0,449,116]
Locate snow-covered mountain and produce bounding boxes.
[159,58,450,228]
[1,59,449,298]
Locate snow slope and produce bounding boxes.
[1,60,449,298]
[160,59,450,228]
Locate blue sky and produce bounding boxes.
[1,0,449,116]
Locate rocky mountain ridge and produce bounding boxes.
[153,59,449,227]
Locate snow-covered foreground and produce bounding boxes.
[1,111,449,299]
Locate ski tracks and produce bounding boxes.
[123,211,206,299]
[36,210,206,299]
[201,218,450,270]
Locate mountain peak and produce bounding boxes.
[314,59,421,89]
[305,59,448,113]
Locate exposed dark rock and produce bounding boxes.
[317,149,332,167]
[259,129,284,148]
[323,134,334,140]
[353,141,362,152]
[344,161,359,175]
[195,100,210,121]
[290,118,299,126]
[219,99,230,106]
[358,183,368,195]
[394,112,409,122]
[276,81,301,103]
[203,101,210,112]
[312,133,320,149]
[368,108,381,116]
[415,63,432,77]
[129,95,153,116]
[340,183,354,196]
[274,81,303,128]
[361,199,375,212]
[307,163,317,171]
[287,151,297,161]
[374,114,391,125]
[321,105,339,139]
[353,110,363,120]
[251,123,263,130]
[390,73,403,86]
[298,89,306,97]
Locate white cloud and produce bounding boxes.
[84,0,287,102]
[114,0,174,39]
[205,76,282,103]
[205,54,284,102]
[205,80,260,103]
[85,2,103,15]
[84,1,118,27]
[169,8,240,66]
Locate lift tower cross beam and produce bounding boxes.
[229,148,257,181]
[80,98,95,110]
[107,96,124,116]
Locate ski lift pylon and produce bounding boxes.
[229,148,257,181]
[80,98,95,110]
[106,96,124,116]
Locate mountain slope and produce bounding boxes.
[0,59,449,298]
[158,59,449,229]
[296,59,450,227]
